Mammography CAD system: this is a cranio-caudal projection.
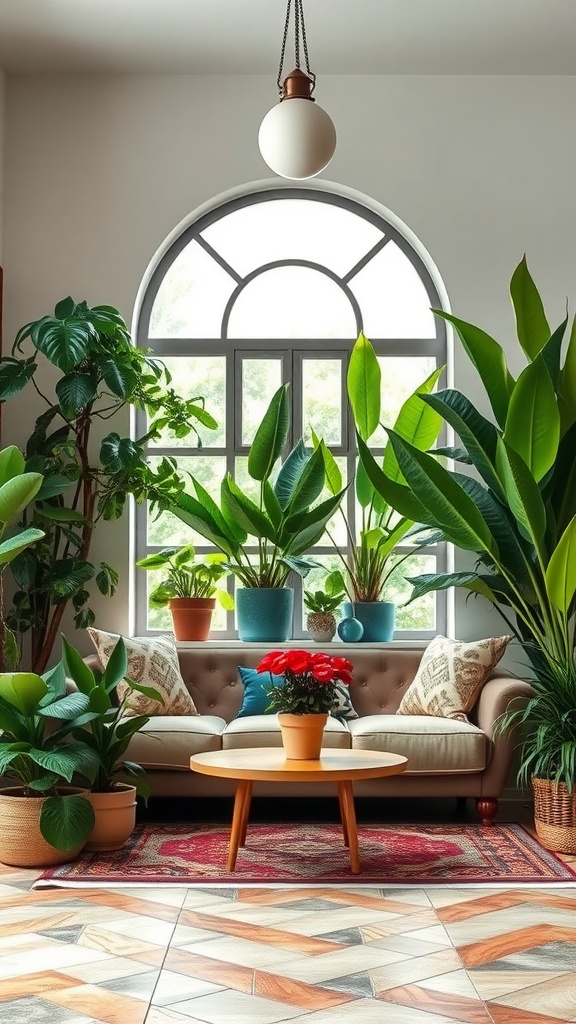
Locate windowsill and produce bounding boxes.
[174,638,430,650]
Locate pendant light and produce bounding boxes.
[258,0,336,180]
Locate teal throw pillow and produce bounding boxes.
[236,667,284,718]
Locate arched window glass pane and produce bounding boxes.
[149,241,236,338]
[149,356,227,449]
[202,198,383,278]
[228,267,356,339]
[349,241,436,338]
[241,359,283,445]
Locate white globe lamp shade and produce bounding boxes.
[258,70,336,180]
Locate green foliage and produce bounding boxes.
[170,385,345,588]
[314,333,444,603]
[357,258,576,789]
[62,634,163,800]
[136,544,234,610]
[0,298,216,672]
[304,571,346,614]
[0,655,99,851]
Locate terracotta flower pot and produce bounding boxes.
[168,597,215,641]
[85,783,137,852]
[278,712,328,760]
[0,786,87,868]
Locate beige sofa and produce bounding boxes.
[83,645,532,824]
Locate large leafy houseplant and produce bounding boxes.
[0,297,215,673]
[358,258,576,803]
[169,383,345,588]
[135,544,234,610]
[314,333,444,606]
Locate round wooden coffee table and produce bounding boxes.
[189,747,407,874]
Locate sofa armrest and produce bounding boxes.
[474,674,534,739]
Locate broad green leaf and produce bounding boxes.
[193,477,246,546]
[263,480,282,530]
[387,431,497,555]
[38,691,91,719]
[495,438,547,556]
[274,440,310,509]
[32,316,95,373]
[347,332,380,441]
[510,255,550,360]
[135,550,175,569]
[100,434,140,473]
[406,571,500,604]
[355,453,375,508]
[40,794,95,852]
[0,358,37,401]
[0,445,25,485]
[172,491,240,555]
[35,474,74,501]
[558,315,576,433]
[54,296,75,319]
[538,317,567,390]
[0,671,47,715]
[55,371,97,414]
[311,429,342,495]
[221,475,274,540]
[44,560,95,598]
[36,504,87,523]
[62,635,96,695]
[247,383,290,481]
[453,473,532,588]
[420,390,503,496]
[383,366,444,484]
[0,528,44,565]
[283,490,346,551]
[174,544,195,567]
[282,444,326,515]
[0,472,44,524]
[356,435,434,525]
[545,512,576,613]
[433,310,514,429]
[503,359,560,482]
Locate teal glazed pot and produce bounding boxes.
[236,587,294,642]
[342,601,395,642]
[337,617,364,643]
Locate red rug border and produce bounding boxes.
[36,822,576,888]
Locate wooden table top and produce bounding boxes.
[189,747,408,783]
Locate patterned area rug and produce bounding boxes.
[36,822,576,887]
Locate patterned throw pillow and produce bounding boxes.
[331,680,359,722]
[87,629,198,718]
[396,634,511,721]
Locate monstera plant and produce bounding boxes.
[357,257,576,848]
[0,297,215,673]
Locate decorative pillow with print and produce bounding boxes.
[87,628,198,718]
[331,680,359,722]
[396,634,511,721]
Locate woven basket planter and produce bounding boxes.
[0,787,87,868]
[533,776,576,854]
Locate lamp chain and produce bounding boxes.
[275,0,316,97]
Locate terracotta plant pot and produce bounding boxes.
[85,783,138,852]
[278,712,328,760]
[0,786,87,868]
[168,597,215,641]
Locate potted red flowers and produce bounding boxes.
[256,649,353,759]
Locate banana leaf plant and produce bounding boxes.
[170,384,346,587]
[314,332,445,602]
[0,297,216,673]
[357,258,576,788]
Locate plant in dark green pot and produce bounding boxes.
[314,332,444,641]
[357,258,576,850]
[0,297,216,673]
[135,543,234,641]
[169,384,345,641]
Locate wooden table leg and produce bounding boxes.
[227,780,251,872]
[338,786,349,847]
[239,781,252,846]
[338,781,360,874]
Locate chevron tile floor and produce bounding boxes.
[1,848,576,1024]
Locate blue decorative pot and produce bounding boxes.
[342,601,395,642]
[236,587,294,642]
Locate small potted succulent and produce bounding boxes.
[136,544,234,640]
[304,571,346,642]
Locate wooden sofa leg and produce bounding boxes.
[476,798,498,825]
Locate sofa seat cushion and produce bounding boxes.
[348,715,488,773]
[223,714,351,750]
[126,715,227,771]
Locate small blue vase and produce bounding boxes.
[337,617,364,643]
[342,601,395,642]
[236,587,294,642]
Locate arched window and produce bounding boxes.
[134,185,449,639]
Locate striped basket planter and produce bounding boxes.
[533,776,576,854]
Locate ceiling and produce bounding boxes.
[0,0,574,76]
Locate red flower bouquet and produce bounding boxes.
[257,649,353,715]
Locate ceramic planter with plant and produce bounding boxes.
[304,571,346,642]
[314,332,444,641]
[0,662,99,867]
[0,297,215,673]
[256,648,353,759]
[358,258,576,850]
[135,544,234,640]
[170,384,345,641]
[62,634,163,851]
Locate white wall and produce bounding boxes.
[3,73,576,653]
